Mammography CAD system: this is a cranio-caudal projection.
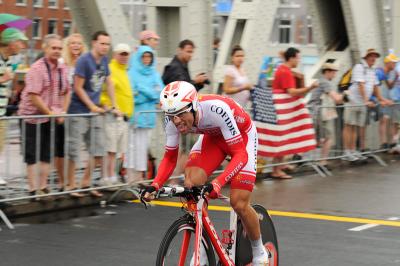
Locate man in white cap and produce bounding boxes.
[100,43,133,186]
[375,53,399,150]
[383,53,400,153]
[0,28,28,185]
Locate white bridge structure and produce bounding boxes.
[67,0,399,160]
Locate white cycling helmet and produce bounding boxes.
[160,81,198,115]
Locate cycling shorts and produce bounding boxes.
[186,123,258,192]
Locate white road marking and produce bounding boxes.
[348,223,379,231]
[348,217,400,231]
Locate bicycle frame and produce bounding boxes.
[182,196,236,266]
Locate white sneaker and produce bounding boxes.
[0,177,7,186]
[391,144,400,154]
[101,177,113,186]
[110,176,120,184]
[252,248,269,266]
[341,151,358,162]
[354,151,368,160]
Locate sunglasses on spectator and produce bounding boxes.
[119,52,130,56]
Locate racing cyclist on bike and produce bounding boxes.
[141,81,269,265]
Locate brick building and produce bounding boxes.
[0,0,73,50]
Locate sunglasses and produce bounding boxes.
[166,105,192,120]
[119,52,130,56]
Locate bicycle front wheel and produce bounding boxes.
[156,216,217,266]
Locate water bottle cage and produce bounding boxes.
[221,229,234,250]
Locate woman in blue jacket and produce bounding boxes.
[125,45,164,182]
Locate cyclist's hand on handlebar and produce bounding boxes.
[140,185,157,202]
[203,182,220,199]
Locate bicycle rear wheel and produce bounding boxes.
[235,204,279,266]
[156,216,217,266]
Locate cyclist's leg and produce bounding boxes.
[231,124,269,264]
[230,189,259,239]
[230,123,259,239]
[184,135,226,186]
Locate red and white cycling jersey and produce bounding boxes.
[152,94,258,192]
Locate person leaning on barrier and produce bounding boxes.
[66,31,119,198]
[0,28,28,186]
[375,53,399,150]
[266,48,318,179]
[61,33,87,87]
[125,45,164,183]
[99,43,133,186]
[388,54,400,153]
[18,34,70,198]
[342,49,393,162]
[309,63,343,167]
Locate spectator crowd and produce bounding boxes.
[0,24,400,198]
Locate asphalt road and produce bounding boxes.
[1,158,400,266]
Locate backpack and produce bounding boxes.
[338,63,367,93]
[338,68,353,92]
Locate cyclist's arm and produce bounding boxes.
[211,139,248,193]
[151,119,180,190]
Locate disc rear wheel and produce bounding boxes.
[235,204,279,266]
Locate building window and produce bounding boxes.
[307,17,313,44]
[16,0,27,5]
[48,0,58,8]
[279,19,291,43]
[64,0,70,9]
[48,20,57,34]
[32,18,42,39]
[63,21,72,37]
[33,0,43,7]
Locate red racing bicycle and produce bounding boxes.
[143,185,279,266]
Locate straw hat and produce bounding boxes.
[363,48,380,59]
[321,62,339,71]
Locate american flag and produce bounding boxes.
[254,87,316,158]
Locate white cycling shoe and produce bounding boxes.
[189,243,209,266]
[252,247,270,266]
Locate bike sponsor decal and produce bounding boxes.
[205,216,235,266]
[210,105,237,136]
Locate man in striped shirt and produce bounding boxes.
[342,49,392,161]
[0,28,28,186]
[18,34,70,197]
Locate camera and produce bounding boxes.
[199,72,210,85]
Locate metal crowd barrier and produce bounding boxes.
[0,113,101,200]
[256,102,400,177]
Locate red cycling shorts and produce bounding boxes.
[186,124,257,192]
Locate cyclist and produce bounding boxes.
[141,81,269,265]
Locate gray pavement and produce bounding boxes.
[1,157,400,265]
